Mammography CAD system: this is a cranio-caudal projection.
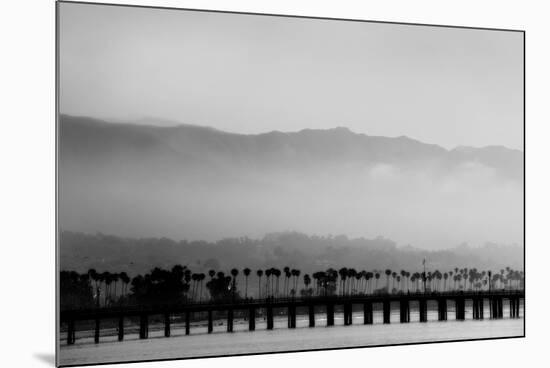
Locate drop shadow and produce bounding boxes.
[34,353,55,366]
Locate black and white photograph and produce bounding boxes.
[56,1,524,366]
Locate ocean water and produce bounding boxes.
[59,300,524,366]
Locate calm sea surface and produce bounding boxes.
[59,301,524,366]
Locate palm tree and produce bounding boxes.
[183,269,192,295]
[292,269,301,295]
[191,273,199,300]
[112,273,120,300]
[391,272,397,292]
[99,272,110,304]
[375,272,380,291]
[384,269,391,293]
[348,269,357,294]
[312,273,319,295]
[273,268,281,298]
[243,268,251,299]
[303,274,311,295]
[230,268,239,299]
[265,269,272,297]
[199,273,206,301]
[365,272,373,294]
[88,269,99,290]
[283,266,291,297]
[339,268,348,296]
[256,269,263,299]
[119,272,129,298]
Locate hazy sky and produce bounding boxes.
[59,2,524,150]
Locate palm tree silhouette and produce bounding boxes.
[339,268,348,296]
[119,272,129,299]
[230,268,239,299]
[273,269,281,298]
[265,269,272,297]
[191,273,199,300]
[200,273,206,301]
[291,269,301,296]
[112,273,120,300]
[103,272,113,305]
[243,268,251,299]
[348,269,357,294]
[365,272,373,294]
[312,273,319,295]
[303,274,311,296]
[256,269,263,299]
[283,266,291,297]
[384,269,391,293]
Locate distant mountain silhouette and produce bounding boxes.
[59,115,522,180]
[58,115,523,247]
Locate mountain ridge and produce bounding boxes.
[59,114,522,153]
[58,115,523,248]
[59,114,522,181]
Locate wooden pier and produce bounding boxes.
[60,290,524,345]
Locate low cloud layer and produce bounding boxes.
[59,116,523,250]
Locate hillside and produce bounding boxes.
[58,115,523,249]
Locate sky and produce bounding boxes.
[59,2,524,150]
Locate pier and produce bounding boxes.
[61,290,524,345]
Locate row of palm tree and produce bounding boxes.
[87,269,130,306]
[69,265,523,308]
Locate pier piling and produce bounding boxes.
[344,303,353,325]
[249,307,256,331]
[185,311,190,335]
[510,297,520,318]
[437,299,447,321]
[67,320,75,345]
[227,308,234,332]
[383,300,391,324]
[139,314,148,339]
[479,299,484,320]
[308,304,315,327]
[208,310,213,333]
[364,301,373,324]
[266,306,274,330]
[419,299,428,322]
[326,303,335,326]
[164,313,170,337]
[400,299,410,323]
[118,316,124,341]
[288,305,297,328]
[94,319,100,343]
[491,298,503,319]
[455,297,465,320]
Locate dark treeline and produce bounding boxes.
[60,231,523,281]
[60,264,524,310]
